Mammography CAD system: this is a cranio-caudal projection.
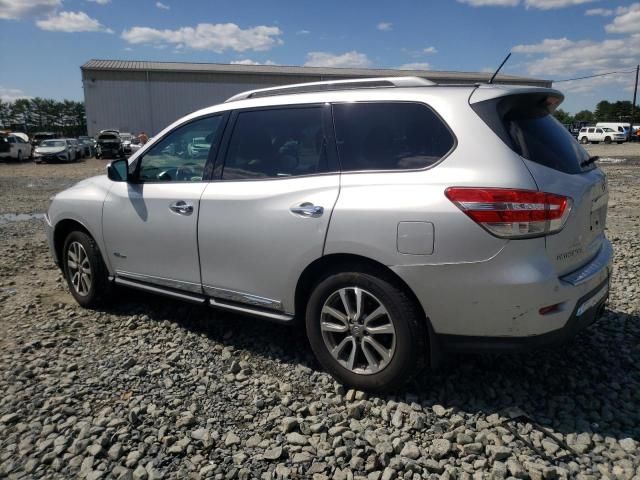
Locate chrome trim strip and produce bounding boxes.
[114,277,206,304]
[116,270,203,294]
[209,298,293,322]
[560,240,613,286]
[203,285,284,311]
[576,284,608,317]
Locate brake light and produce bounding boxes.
[445,187,572,238]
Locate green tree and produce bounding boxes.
[553,108,573,124]
[574,110,594,123]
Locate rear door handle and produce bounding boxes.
[169,200,194,215]
[290,202,324,218]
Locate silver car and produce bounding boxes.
[45,77,613,391]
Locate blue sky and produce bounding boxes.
[1,0,639,113]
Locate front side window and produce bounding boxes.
[138,115,222,182]
[222,107,328,180]
[596,129,603,134]
[332,102,454,172]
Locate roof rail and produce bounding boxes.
[225,76,436,102]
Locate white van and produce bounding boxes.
[596,122,630,141]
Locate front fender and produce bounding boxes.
[48,175,115,274]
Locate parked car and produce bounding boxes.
[596,122,631,141]
[129,138,143,154]
[45,77,612,391]
[119,133,134,154]
[0,133,33,161]
[66,139,82,160]
[578,126,626,144]
[78,136,96,157]
[96,130,124,159]
[33,139,76,163]
[32,132,57,146]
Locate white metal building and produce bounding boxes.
[81,59,551,137]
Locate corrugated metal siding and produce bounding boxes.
[82,61,552,136]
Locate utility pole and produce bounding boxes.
[630,65,639,141]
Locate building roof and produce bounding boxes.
[81,59,551,86]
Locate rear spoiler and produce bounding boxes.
[469,85,564,112]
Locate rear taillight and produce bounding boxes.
[445,187,572,239]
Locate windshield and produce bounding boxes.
[99,134,119,141]
[603,128,615,132]
[40,140,65,147]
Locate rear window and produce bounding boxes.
[472,93,591,174]
[332,102,455,172]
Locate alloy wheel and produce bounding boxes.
[67,241,92,296]
[320,287,396,375]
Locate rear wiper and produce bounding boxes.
[581,156,599,168]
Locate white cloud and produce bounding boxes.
[524,0,597,9]
[36,11,113,33]
[88,0,111,4]
[230,59,277,65]
[0,86,31,102]
[121,23,283,52]
[398,62,431,70]
[0,0,60,20]
[585,7,613,16]
[605,3,640,34]
[304,51,372,68]
[513,35,640,79]
[458,0,597,7]
[423,46,438,54]
[155,1,170,10]
[377,22,392,31]
[457,0,519,6]
[296,29,310,35]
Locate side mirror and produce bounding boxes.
[107,158,129,182]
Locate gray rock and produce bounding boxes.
[108,443,124,460]
[286,432,308,446]
[429,439,451,459]
[400,442,420,460]
[224,431,241,446]
[619,438,636,453]
[263,446,282,460]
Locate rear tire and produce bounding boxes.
[617,141,623,144]
[62,231,111,308]
[305,269,427,391]
[17,151,22,162]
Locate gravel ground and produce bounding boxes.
[0,153,639,480]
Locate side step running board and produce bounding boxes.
[113,276,294,323]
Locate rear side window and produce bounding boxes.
[222,107,330,180]
[472,93,591,174]
[332,102,454,172]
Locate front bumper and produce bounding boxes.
[44,213,58,266]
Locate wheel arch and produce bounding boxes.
[295,253,426,321]
[53,218,99,270]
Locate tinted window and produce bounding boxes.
[332,102,454,171]
[223,107,328,180]
[596,129,603,133]
[472,93,591,174]
[138,115,222,182]
[588,128,594,133]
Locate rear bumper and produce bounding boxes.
[392,238,613,340]
[438,277,609,352]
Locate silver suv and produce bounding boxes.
[45,77,613,391]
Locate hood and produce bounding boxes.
[67,174,110,191]
[36,146,66,154]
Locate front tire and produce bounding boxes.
[580,137,589,144]
[62,231,111,308]
[604,137,611,144]
[305,270,426,391]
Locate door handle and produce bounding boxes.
[169,200,194,215]
[290,202,324,218]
